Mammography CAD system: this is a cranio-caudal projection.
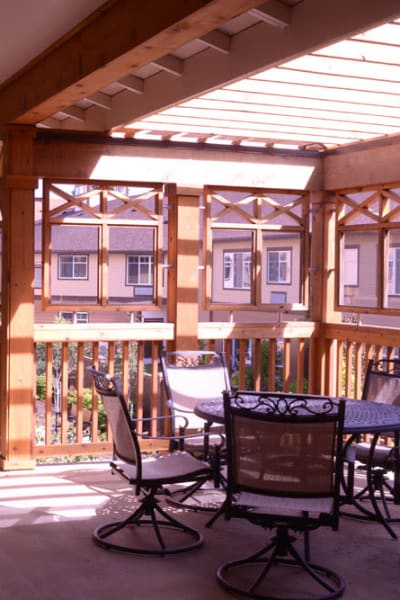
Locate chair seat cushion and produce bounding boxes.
[114,452,211,486]
[233,491,334,518]
[355,442,392,467]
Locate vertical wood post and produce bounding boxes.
[309,190,340,394]
[166,186,200,350]
[314,191,340,395]
[0,125,37,469]
[308,191,324,394]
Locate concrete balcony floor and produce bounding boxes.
[0,462,399,600]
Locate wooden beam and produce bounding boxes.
[248,0,291,28]
[151,55,183,77]
[0,0,265,126]
[118,74,144,94]
[86,91,112,110]
[198,30,231,54]
[106,0,400,131]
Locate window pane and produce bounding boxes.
[50,225,98,304]
[75,312,89,324]
[263,232,300,305]
[267,250,291,284]
[109,226,155,305]
[34,264,42,290]
[223,251,251,289]
[59,311,73,323]
[212,229,253,304]
[339,231,377,307]
[58,255,88,279]
[385,231,400,309]
[127,255,154,285]
[342,247,358,286]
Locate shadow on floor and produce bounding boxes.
[0,464,398,600]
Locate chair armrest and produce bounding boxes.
[136,429,223,443]
[133,415,224,451]
[132,414,190,429]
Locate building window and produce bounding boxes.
[75,311,89,324]
[343,246,359,286]
[267,249,291,284]
[59,311,73,323]
[58,255,88,280]
[336,185,400,312]
[59,311,89,324]
[271,291,287,304]
[223,251,251,289]
[34,263,42,289]
[126,255,153,285]
[388,246,400,295]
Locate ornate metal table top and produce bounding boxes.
[195,396,400,435]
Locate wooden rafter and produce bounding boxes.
[0,0,264,127]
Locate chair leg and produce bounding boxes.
[206,498,227,528]
[217,526,345,600]
[93,489,204,555]
[341,466,399,539]
[167,450,226,512]
[167,474,225,511]
[341,436,400,538]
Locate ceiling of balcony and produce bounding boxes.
[1,0,400,153]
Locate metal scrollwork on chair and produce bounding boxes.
[232,391,338,416]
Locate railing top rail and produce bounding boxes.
[34,322,174,343]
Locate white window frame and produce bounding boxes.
[58,254,88,280]
[223,251,251,290]
[59,311,88,324]
[388,246,400,295]
[267,249,291,284]
[343,246,359,286]
[126,254,154,285]
[59,311,73,323]
[75,311,89,324]
[34,263,42,289]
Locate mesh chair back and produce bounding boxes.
[161,351,230,429]
[362,358,400,405]
[88,366,140,467]
[225,391,344,501]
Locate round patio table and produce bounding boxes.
[195,396,400,435]
[195,395,400,537]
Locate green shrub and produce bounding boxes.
[36,374,46,400]
[68,387,107,432]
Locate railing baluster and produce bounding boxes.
[32,322,400,460]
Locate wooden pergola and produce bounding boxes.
[1,0,400,470]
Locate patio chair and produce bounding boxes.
[87,365,212,555]
[159,349,230,509]
[347,358,400,527]
[215,390,346,600]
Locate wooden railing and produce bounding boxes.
[32,320,399,460]
[324,322,400,398]
[33,322,174,460]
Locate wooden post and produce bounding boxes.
[309,190,339,395]
[0,125,37,469]
[317,191,340,395]
[166,186,200,350]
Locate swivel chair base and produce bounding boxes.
[93,493,204,555]
[217,527,345,600]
